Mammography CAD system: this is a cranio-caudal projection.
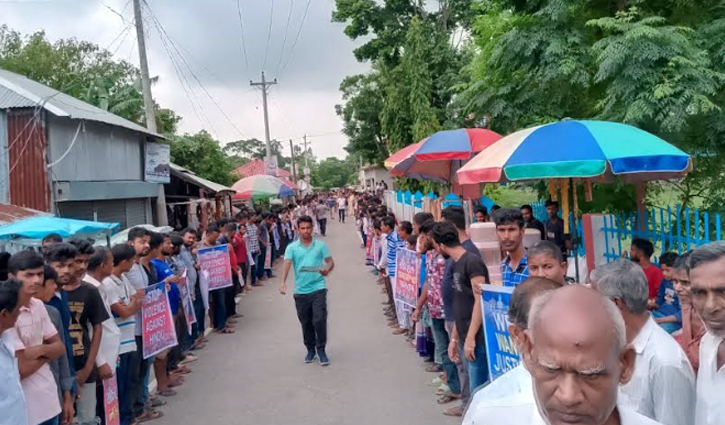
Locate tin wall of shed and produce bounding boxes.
[7,109,50,211]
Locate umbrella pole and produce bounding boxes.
[570,178,580,283]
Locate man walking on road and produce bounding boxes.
[280,215,335,366]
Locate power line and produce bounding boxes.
[144,1,248,139]
[275,0,295,76]
[235,0,250,80]
[145,7,218,136]
[278,0,312,77]
[262,0,275,70]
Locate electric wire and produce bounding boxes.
[262,0,275,70]
[235,0,251,80]
[275,0,295,77]
[278,0,312,77]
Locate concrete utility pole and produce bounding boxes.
[134,0,156,134]
[133,0,168,226]
[250,72,277,162]
[289,139,297,184]
[303,134,309,168]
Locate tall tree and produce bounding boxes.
[170,131,235,186]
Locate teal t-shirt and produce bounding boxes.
[284,238,331,294]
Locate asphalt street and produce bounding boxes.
[153,218,458,425]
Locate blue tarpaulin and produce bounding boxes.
[0,216,120,241]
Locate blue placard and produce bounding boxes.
[481,284,521,381]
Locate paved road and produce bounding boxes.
[154,218,458,425]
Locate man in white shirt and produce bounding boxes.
[464,276,562,424]
[687,242,725,425]
[337,196,347,223]
[593,260,696,425]
[0,279,28,425]
[473,285,662,425]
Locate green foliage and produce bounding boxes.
[0,25,180,134]
[311,157,358,190]
[336,73,388,164]
[170,131,235,186]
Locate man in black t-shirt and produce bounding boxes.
[544,201,567,254]
[431,221,490,400]
[46,242,109,425]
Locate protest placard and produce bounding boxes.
[198,245,233,290]
[178,273,196,335]
[481,284,520,381]
[142,282,178,359]
[103,377,120,425]
[394,248,419,308]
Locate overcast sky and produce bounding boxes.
[0,0,369,159]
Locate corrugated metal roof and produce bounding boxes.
[0,202,50,226]
[0,68,163,138]
[0,86,35,108]
[170,163,234,194]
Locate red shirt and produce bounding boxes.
[233,233,247,264]
[642,264,664,299]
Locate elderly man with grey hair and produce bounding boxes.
[593,259,695,425]
[686,241,725,425]
[466,285,662,424]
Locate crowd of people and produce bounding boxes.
[0,192,352,425]
[352,191,723,425]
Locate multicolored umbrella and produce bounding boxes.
[457,120,692,184]
[386,129,502,183]
[415,128,503,161]
[231,175,295,200]
[384,141,424,170]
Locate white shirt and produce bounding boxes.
[83,274,121,371]
[378,233,388,271]
[102,274,138,355]
[0,331,28,425]
[695,332,725,425]
[619,316,696,425]
[126,262,149,336]
[469,392,663,425]
[464,365,533,425]
[337,198,346,209]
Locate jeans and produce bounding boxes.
[39,415,60,425]
[238,262,248,287]
[131,336,152,417]
[459,340,489,396]
[338,209,345,222]
[318,218,327,236]
[117,352,134,425]
[249,253,259,285]
[446,320,470,406]
[294,289,328,350]
[211,288,227,330]
[257,247,272,279]
[193,283,205,338]
[431,318,460,395]
[76,382,97,425]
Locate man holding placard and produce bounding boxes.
[280,215,335,366]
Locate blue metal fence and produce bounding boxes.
[601,207,722,262]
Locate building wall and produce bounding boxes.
[7,109,51,211]
[47,115,144,181]
[360,167,393,191]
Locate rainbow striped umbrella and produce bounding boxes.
[457,120,692,184]
[232,175,295,200]
[385,129,502,183]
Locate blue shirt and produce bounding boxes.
[151,259,180,315]
[46,290,77,391]
[386,232,405,277]
[0,335,27,425]
[284,238,330,294]
[654,279,682,323]
[420,253,427,290]
[501,253,530,287]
